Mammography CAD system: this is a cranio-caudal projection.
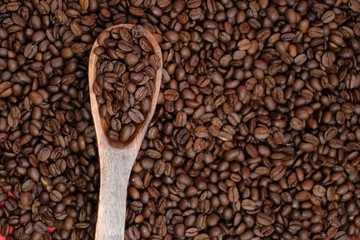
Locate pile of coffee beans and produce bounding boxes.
[0,0,360,239]
[93,25,160,142]
[123,0,360,239]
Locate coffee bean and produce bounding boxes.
[5,198,17,212]
[165,30,179,43]
[50,190,62,203]
[79,0,89,10]
[313,185,326,197]
[70,21,83,37]
[295,191,311,201]
[37,147,51,162]
[24,43,38,59]
[54,9,69,25]
[124,53,140,66]
[28,167,40,182]
[254,127,269,140]
[256,212,275,226]
[242,199,257,211]
[308,27,325,38]
[19,192,33,210]
[119,125,133,142]
[128,108,145,124]
[228,186,239,202]
[176,128,190,145]
[294,54,307,65]
[349,0,360,12]
[202,31,216,43]
[270,166,286,181]
[34,221,47,234]
[164,89,180,101]
[149,54,161,70]
[238,39,251,50]
[185,227,199,238]
[321,10,335,23]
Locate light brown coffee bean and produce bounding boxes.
[313,185,326,197]
[295,191,311,201]
[324,127,338,141]
[242,199,257,211]
[270,166,286,181]
[254,127,269,140]
[256,212,274,226]
[80,0,89,10]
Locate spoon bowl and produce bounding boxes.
[88,24,162,239]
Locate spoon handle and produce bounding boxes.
[95,145,136,240]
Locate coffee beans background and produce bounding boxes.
[0,0,360,239]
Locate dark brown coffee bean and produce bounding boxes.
[28,167,40,182]
[329,139,344,148]
[130,72,146,84]
[128,108,145,124]
[1,223,10,236]
[324,127,338,141]
[34,221,47,234]
[19,192,33,210]
[176,128,191,145]
[24,43,38,59]
[302,133,319,146]
[5,198,17,212]
[321,51,336,68]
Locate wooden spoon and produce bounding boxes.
[88,24,162,239]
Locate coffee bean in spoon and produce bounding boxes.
[93,26,157,143]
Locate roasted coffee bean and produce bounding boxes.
[79,0,89,10]
[242,199,257,211]
[313,185,326,197]
[254,127,269,140]
[50,190,62,203]
[128,108,145,124]
[270,166,286,181]
[256,212,274,226]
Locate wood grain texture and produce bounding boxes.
[88,24,162,240]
